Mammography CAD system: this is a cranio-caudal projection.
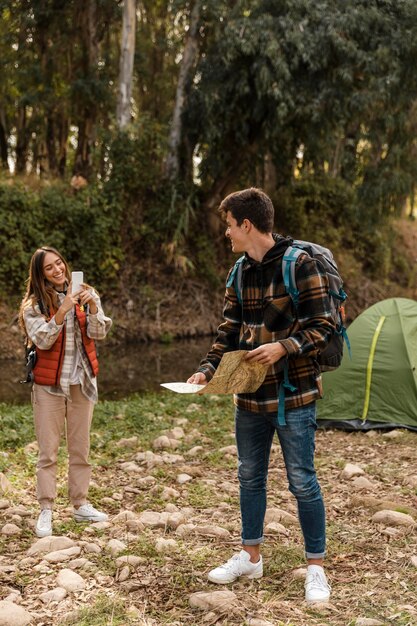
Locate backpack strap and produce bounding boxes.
[282,246,305,306]
[226,255,245,305]
[277,362,297,426]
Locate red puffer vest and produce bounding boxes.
[33,305,99,386]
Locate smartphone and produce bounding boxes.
[71,271,84,294]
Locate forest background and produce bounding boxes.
[1,0,417,352]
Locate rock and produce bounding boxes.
[403,475,417,488]
[44,546,81,563]
[116,436,138,448]
[136,476,157,487]
[264,508,298,526]
[292,567,307,579]
[83,542,102,554]
[195,525,231,539]
[0,473,12,494]
[126,519,144,532]
[28,536,76,555]
[187,446,204,457]
[177,473,193,484]
[106,539,127,556]
[161,453,184,464]
[382,429,402,439]
[165,427,185,440]
[0,499,10,509]
[56,569,86,592]
[381,527,403,538]
[355,619,385,626]
[24,441,38,454]
[115,555,145,568]
[175,524,196,537]
[0,601,32,625]
[117,565,130,582]
[39,587,68,604]
[135,450,164,466]
[112,510,138,523]
[185,403,200,413]
[90,521,111,530]
[120,461,143,473]
[219,445,238,455]
[246,619,275,626]
[138,511,163,528]
[153,435,177,450]
[68,558,90,570]
[265,522,289,536]
[341,463,365,479]
[189,590,237,611]
[371,510,415,527]
[166,512,186,529]
[410,555,417,567]
[161,486,180,500]
[1,523,21,536]
[155,538,178,553]
[4,507,31,517]
[352,477,374,490]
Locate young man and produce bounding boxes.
[188,188,334,603]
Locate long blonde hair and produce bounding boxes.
[18,246,72,337]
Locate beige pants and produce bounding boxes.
[32,384,94,508]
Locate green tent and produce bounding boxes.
[317,297,417,431]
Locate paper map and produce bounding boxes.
[160,350,268,395]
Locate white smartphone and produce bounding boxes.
[71,271,84,294]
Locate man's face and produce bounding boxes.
[225,211,248,253]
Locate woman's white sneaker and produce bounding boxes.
[35,509,53,537]
[305,565,331,603]
[73,503,108,523]
[208,550,263,584]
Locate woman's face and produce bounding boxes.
[42,252,67,290]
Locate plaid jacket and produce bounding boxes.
[23,289,112,403]
[197,235,335,413]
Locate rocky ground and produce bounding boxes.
[0,393,416,626]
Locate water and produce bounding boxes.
[0,337,214,404]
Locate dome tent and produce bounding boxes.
[317,298,417,431]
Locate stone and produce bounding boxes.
[56,569,86,592]
[44,546,81,563]
[355,619,385,626]
[39,587,68,604]
[246,619,275,626]
[341,463,365,479]
[410,555,417,567]
[115,555,145,568]
[177,473,193,484]
[219,445,238,455]
[161,486,180,500]
[0,473,12,494]
[116,436,138,448]
[153,435,177,450]
[138,511,163,528]
[352,477,374,490]
[83,542,102,554]
[68,558,90,569]
[90,521,111,530]
[117,565,130,582]
[106,539,127,556]
[5,507,31,517]
[403,475,417,488]
[155,538,178,553]
[28,536,76,555]
[265,522,289,536]
[165,427,185,440]
[136,476,157,487]
[292,567,307,579]
[371,510,415,527]
[175,524,196,537]
[185,403,199,413]
[1,523,21,536]
[161,453,184,464]
[120,461,143,473]
[264,508,298,526]
[167,512,186,530]
[189,590,237,611]
[382,429,403,439]
[0,601,32,625]
[112,510,138,523]
[195,525,231,539]
[0,499,10,509]
[187,446,204,457]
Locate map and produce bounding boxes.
[160,350,268,395]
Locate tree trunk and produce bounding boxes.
[0,108,9,170]
[117,0,136,129]
[164,0,201,180]
[73,0,99,179]
[15,105,29,174]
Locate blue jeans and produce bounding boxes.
[235,403,325,559]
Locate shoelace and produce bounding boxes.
[39,510,51,525]
[306,572,331,591]
[222,554,250,577]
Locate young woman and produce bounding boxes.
[19,246,112,537]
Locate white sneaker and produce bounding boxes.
[208,550,263,584]
[36,509,53,538]
[305,565,331,603]
[73,503,108,523]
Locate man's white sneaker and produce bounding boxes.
[36,509,53,538]
[305,565,331,603]
[73,503,108,523]
[208,550,263,584]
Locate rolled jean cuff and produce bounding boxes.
[306,551,326,559]
[242,536,264,546]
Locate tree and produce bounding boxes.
[117,0,136,129]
